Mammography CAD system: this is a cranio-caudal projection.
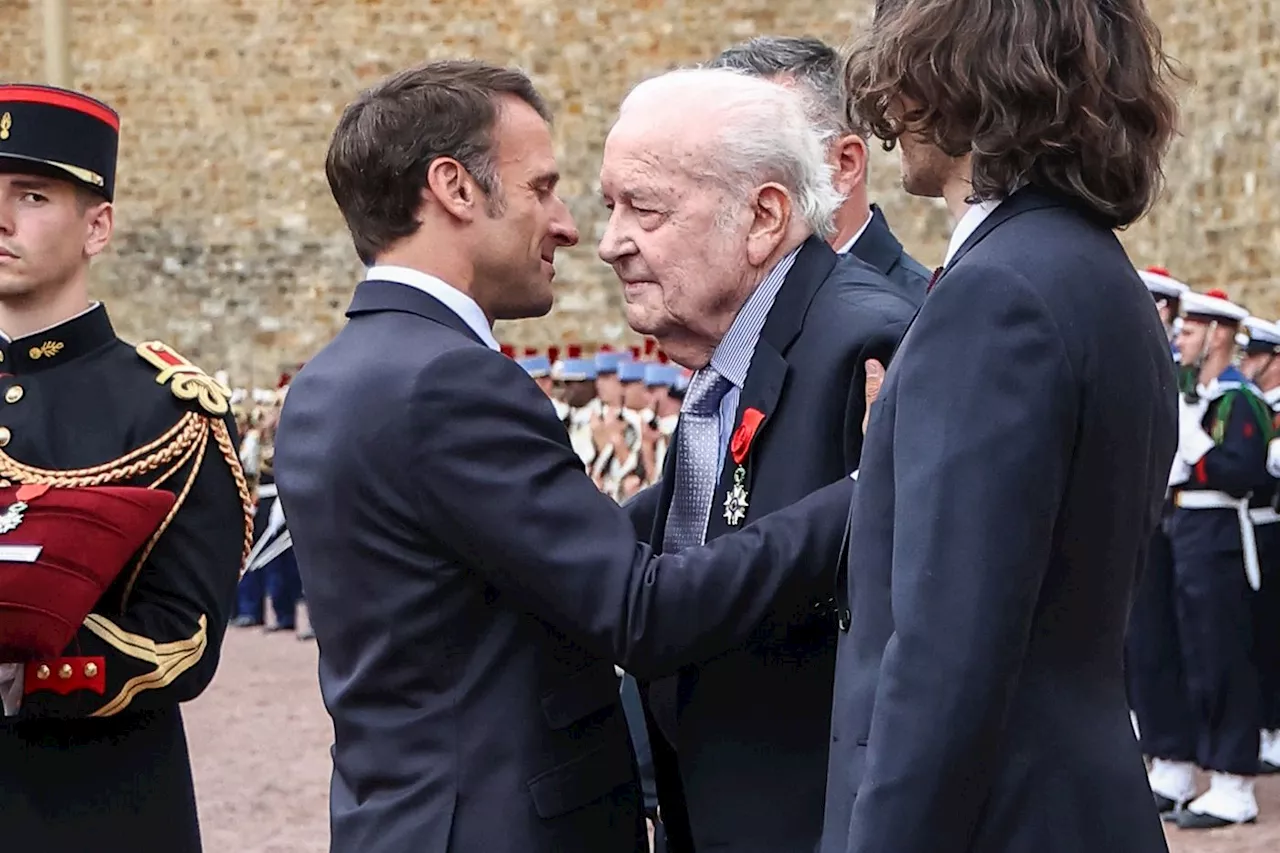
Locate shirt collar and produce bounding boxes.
[708,246,800,389]
[943,198,1002,266]
[365,264,499,351]
[834,211,874,257]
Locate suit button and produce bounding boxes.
[58,663,73,679]
[84,662,98,678]
[838,608,851,632]
[0,426,10,447]
[4,386,22,404]
[35,664,50,680]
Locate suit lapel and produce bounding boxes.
[702,237,836,541]
[703,342,788,541]
[346,279,488,347]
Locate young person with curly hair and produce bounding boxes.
[822,2,1184,851]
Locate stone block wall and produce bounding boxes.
[1,0,1275,384]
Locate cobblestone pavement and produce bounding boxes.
[185,626,1280,852]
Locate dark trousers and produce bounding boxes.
[234,550,302,627]
[1254,524,1280,730]
[1127,526,1197,762]
[1165,509,1261,774]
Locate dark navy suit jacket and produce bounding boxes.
[849,204,932,307]
[273,279,854,853]
[628,236,914,851]
[823,187,1178,853]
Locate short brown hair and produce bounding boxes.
[846,0,1182,228]
[325,60,551,265]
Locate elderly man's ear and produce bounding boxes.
[746,184,792,266]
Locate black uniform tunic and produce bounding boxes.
[0,304,251,852]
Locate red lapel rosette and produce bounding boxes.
[730,407,766,466]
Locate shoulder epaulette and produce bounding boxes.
[135,341,230,417]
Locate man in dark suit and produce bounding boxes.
[823,1,1182,851]
[273,60,855,853]
[709,35,932,306]
[599,68,913,851]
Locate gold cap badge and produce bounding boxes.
[0,112,10,141]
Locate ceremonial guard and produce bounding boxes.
[1241,316,1280,772]
[1141,266,1189,360]
[554,353,600,470]
[517,350,554,399]
[1150,289,1273,828]
[235,390,303,634]
[0,85,252,851]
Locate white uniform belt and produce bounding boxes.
[1174,490,1239,510]
[1250,507,1280,526]
[257,483,278,499]
[1174,490,1262,591]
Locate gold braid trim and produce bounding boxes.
[83,613,208,718]
[0,412,206,487]
[118,426,209,609]
[211,418,255,572]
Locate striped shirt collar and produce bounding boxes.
[708,246,800,389]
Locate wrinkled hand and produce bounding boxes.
[862,358,885,436]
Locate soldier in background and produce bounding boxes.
[518,349,555,399]
[1156,290,1273,828]
[1241,316,1280,773]
[232,388,302,633]
[554,354,600,471]
[1141,266,1190,361]
[0,83,252,852]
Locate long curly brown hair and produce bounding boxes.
[846,0,1184,228]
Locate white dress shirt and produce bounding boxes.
[834,212,875,257]
[365,265,499,352]
[943,199,1002,267]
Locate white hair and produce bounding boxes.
[617,67,844,239]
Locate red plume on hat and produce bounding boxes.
[1146,265,1170,277]
[644,339,657,356]
[1205,288,1230,301]
[657,351,670,364]
[547,345,561,363]
[598,344,614,353]
[629,345,642,360]
[567,344,583,358]
[523,346,538,357]
[499,344,515,358]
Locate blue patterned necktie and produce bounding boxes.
[663,367,733,553]
[651,366,733,747]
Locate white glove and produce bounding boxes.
[1178,395,1216,466]
[1267,438,1280,479]
[0,663,23,717]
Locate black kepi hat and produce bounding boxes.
[0,84,119,202]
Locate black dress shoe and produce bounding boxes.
[1175,810,1257,830]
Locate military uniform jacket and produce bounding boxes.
[1167,366,1273,556]
[0,305,252,853]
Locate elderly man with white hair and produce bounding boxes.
[604,68,915,852]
